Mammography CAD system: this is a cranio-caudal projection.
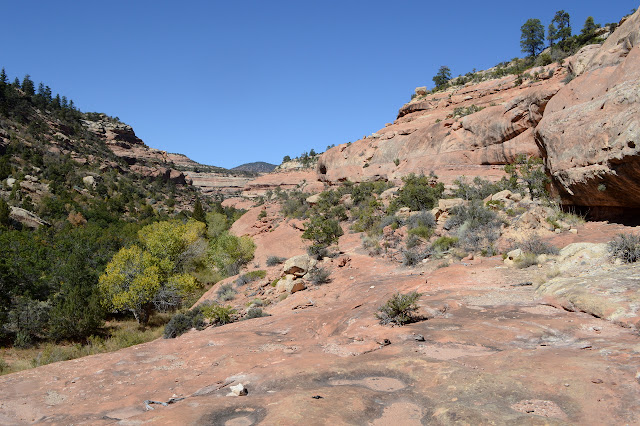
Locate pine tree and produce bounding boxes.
[0,68,7,85]
[432,65,452,89]
[547,23,557,47]
[581,16,599,37]
[21,74,35,96]
[552,10,571,42]
[520,19,545,57]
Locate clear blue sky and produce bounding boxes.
[1,1,637,168]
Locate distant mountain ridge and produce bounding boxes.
[232,161,277,173]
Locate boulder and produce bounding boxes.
[276,275,307,294]
[504,248,523,266]
[283,255,316,277]
[414,86,428,96]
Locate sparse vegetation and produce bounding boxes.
[308,266,331,285]
[266,255,287,266]
[452,104,485,118]
[216,283,236,301]
[511,234,559,255]
[245,307,268,319]
[376,292,422,326]
[446,201,503,253]
[608,233,640,263]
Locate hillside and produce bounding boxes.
[232,161,277,173]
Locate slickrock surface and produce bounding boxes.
[2,221,639,425]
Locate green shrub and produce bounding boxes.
[431,236,458,252]
[452,176,516,201]
[352,200,383,234]
[408,226,433,240]
[406,211,436,229]
[201,302,236,325]
[280,191,310,218]
[163,313,192,338]
[376,291,422,326]
[380,214,403,230]
[208,232,256,276]
[391,174,444,212]
[504,155,549,200]
[608,233,640,263]
[163,308,205,339]
[446,201,502,252]
[302,215,343,257]
[266,256,286,266]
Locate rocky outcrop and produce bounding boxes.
[9,206,50,229]
[242,170,322,198]
[317,63,565,187]
[535,9,640,217]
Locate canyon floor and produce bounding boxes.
[1,215,639,425]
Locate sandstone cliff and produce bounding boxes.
[535,9,640,218]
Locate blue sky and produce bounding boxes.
[1,1,636,168]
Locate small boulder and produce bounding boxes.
[379,187,399,201]
[306,194,321,205]
[283,254,316,277]
[415,86,428,96]
[276,275,307,294]
[504,248,524,266]
[228,383,248,397]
